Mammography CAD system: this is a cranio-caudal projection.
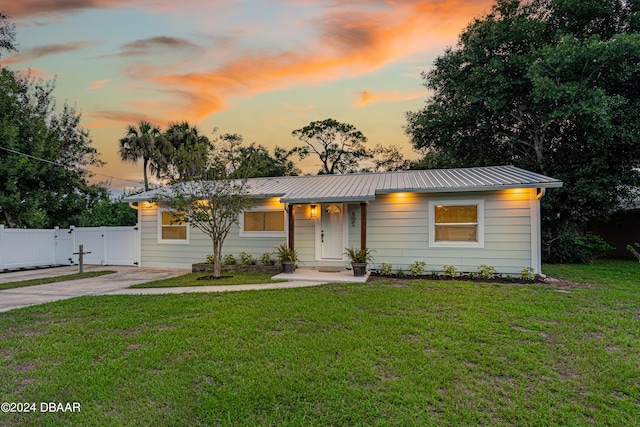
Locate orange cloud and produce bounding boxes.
[89,0,493,125]
[155,1,490,115]
[353,89,428,107]
[89,79,110,89]
[85,120,108,128]
[285,104,316,117]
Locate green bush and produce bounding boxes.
[239,252,255,265]
[260,252,275,266]
[519,267,536,281]
[395,268,406,278]
[379,263,393,276]
[443,265,458,278]
[544,228,614,263]
[627,243,640,262]
[205,254,215,264]
[477,264,496,279]
[223,254,237,265]
[408,261,427,276]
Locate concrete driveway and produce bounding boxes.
[0,265,326,313]
[0,265,189,313]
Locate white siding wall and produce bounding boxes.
[366,189,535,274]
[293,205,316,266]
[139,190,538,273]
[139,199,287,268]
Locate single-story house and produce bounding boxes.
[123,165,562,274]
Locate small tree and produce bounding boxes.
[291,118,371,174]
[156,143,254,278]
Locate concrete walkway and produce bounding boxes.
[0,265,326,313]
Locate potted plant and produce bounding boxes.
[275,244,299,274]
[344,247,375,277]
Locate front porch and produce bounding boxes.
[272,267,370,283]
[286,202,368,268]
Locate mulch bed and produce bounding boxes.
[196,275,234,281]
[368,273,596,289]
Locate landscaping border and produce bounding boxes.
[192,264,281,274]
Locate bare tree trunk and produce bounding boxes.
[213,239,223,278]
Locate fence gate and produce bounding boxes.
[72,226,139,266]
[1,225,139,270]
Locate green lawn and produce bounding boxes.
[0,260,638,426]
[130,272,284,288]
[0,271,115,291]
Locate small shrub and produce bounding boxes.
[260,252,275,266]
[430,270,439,279]
[577,233,614,261]
[408,261,427,276]
[519,267,536,281]
[477,264,496,280]
[205,254,215,264]
[223,254,237,265]
[627,243,640,262]
[443,265,458,278]
[379,263,393,276]
[544,228,613,263]
[467,272,476,280]
[239,251,255,265]
[395,268,406,278]
[504,274,513,282]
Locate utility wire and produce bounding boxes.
[0,145,144,186]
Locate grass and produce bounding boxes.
[130,272,285,288]
[0,271,115,291]
[0,260,638,426]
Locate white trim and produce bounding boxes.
[530,189,541,274]
[157,207,190,244]
[238,208,286,238]
[428,199,485,248]
[315,203,348,261]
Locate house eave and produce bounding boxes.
[280,196,376,204]
[374,181,563,195]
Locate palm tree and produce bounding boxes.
[118,121,162,191]
[162,121,211,182]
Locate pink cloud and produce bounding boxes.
[89,79,110,89]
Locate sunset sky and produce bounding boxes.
[3,0,494,190]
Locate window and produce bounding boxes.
[429,200,484,248]
[240,210,285,237]
[158,210,189,243]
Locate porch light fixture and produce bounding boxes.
[310,204,317,220]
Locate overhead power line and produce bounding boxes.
[0,145,144,186]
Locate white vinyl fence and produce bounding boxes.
[0,225,139,270]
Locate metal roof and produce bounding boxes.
[123,165,563,204]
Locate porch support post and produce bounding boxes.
[287,203,295,251]
[360,202,367,250]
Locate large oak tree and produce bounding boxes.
[406,0,640,261]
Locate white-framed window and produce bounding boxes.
[239,209,286,237]
[158,208,189,244]
[428,199,484,248]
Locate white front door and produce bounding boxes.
[320,204,344,259]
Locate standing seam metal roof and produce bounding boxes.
[123,165,562,203]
